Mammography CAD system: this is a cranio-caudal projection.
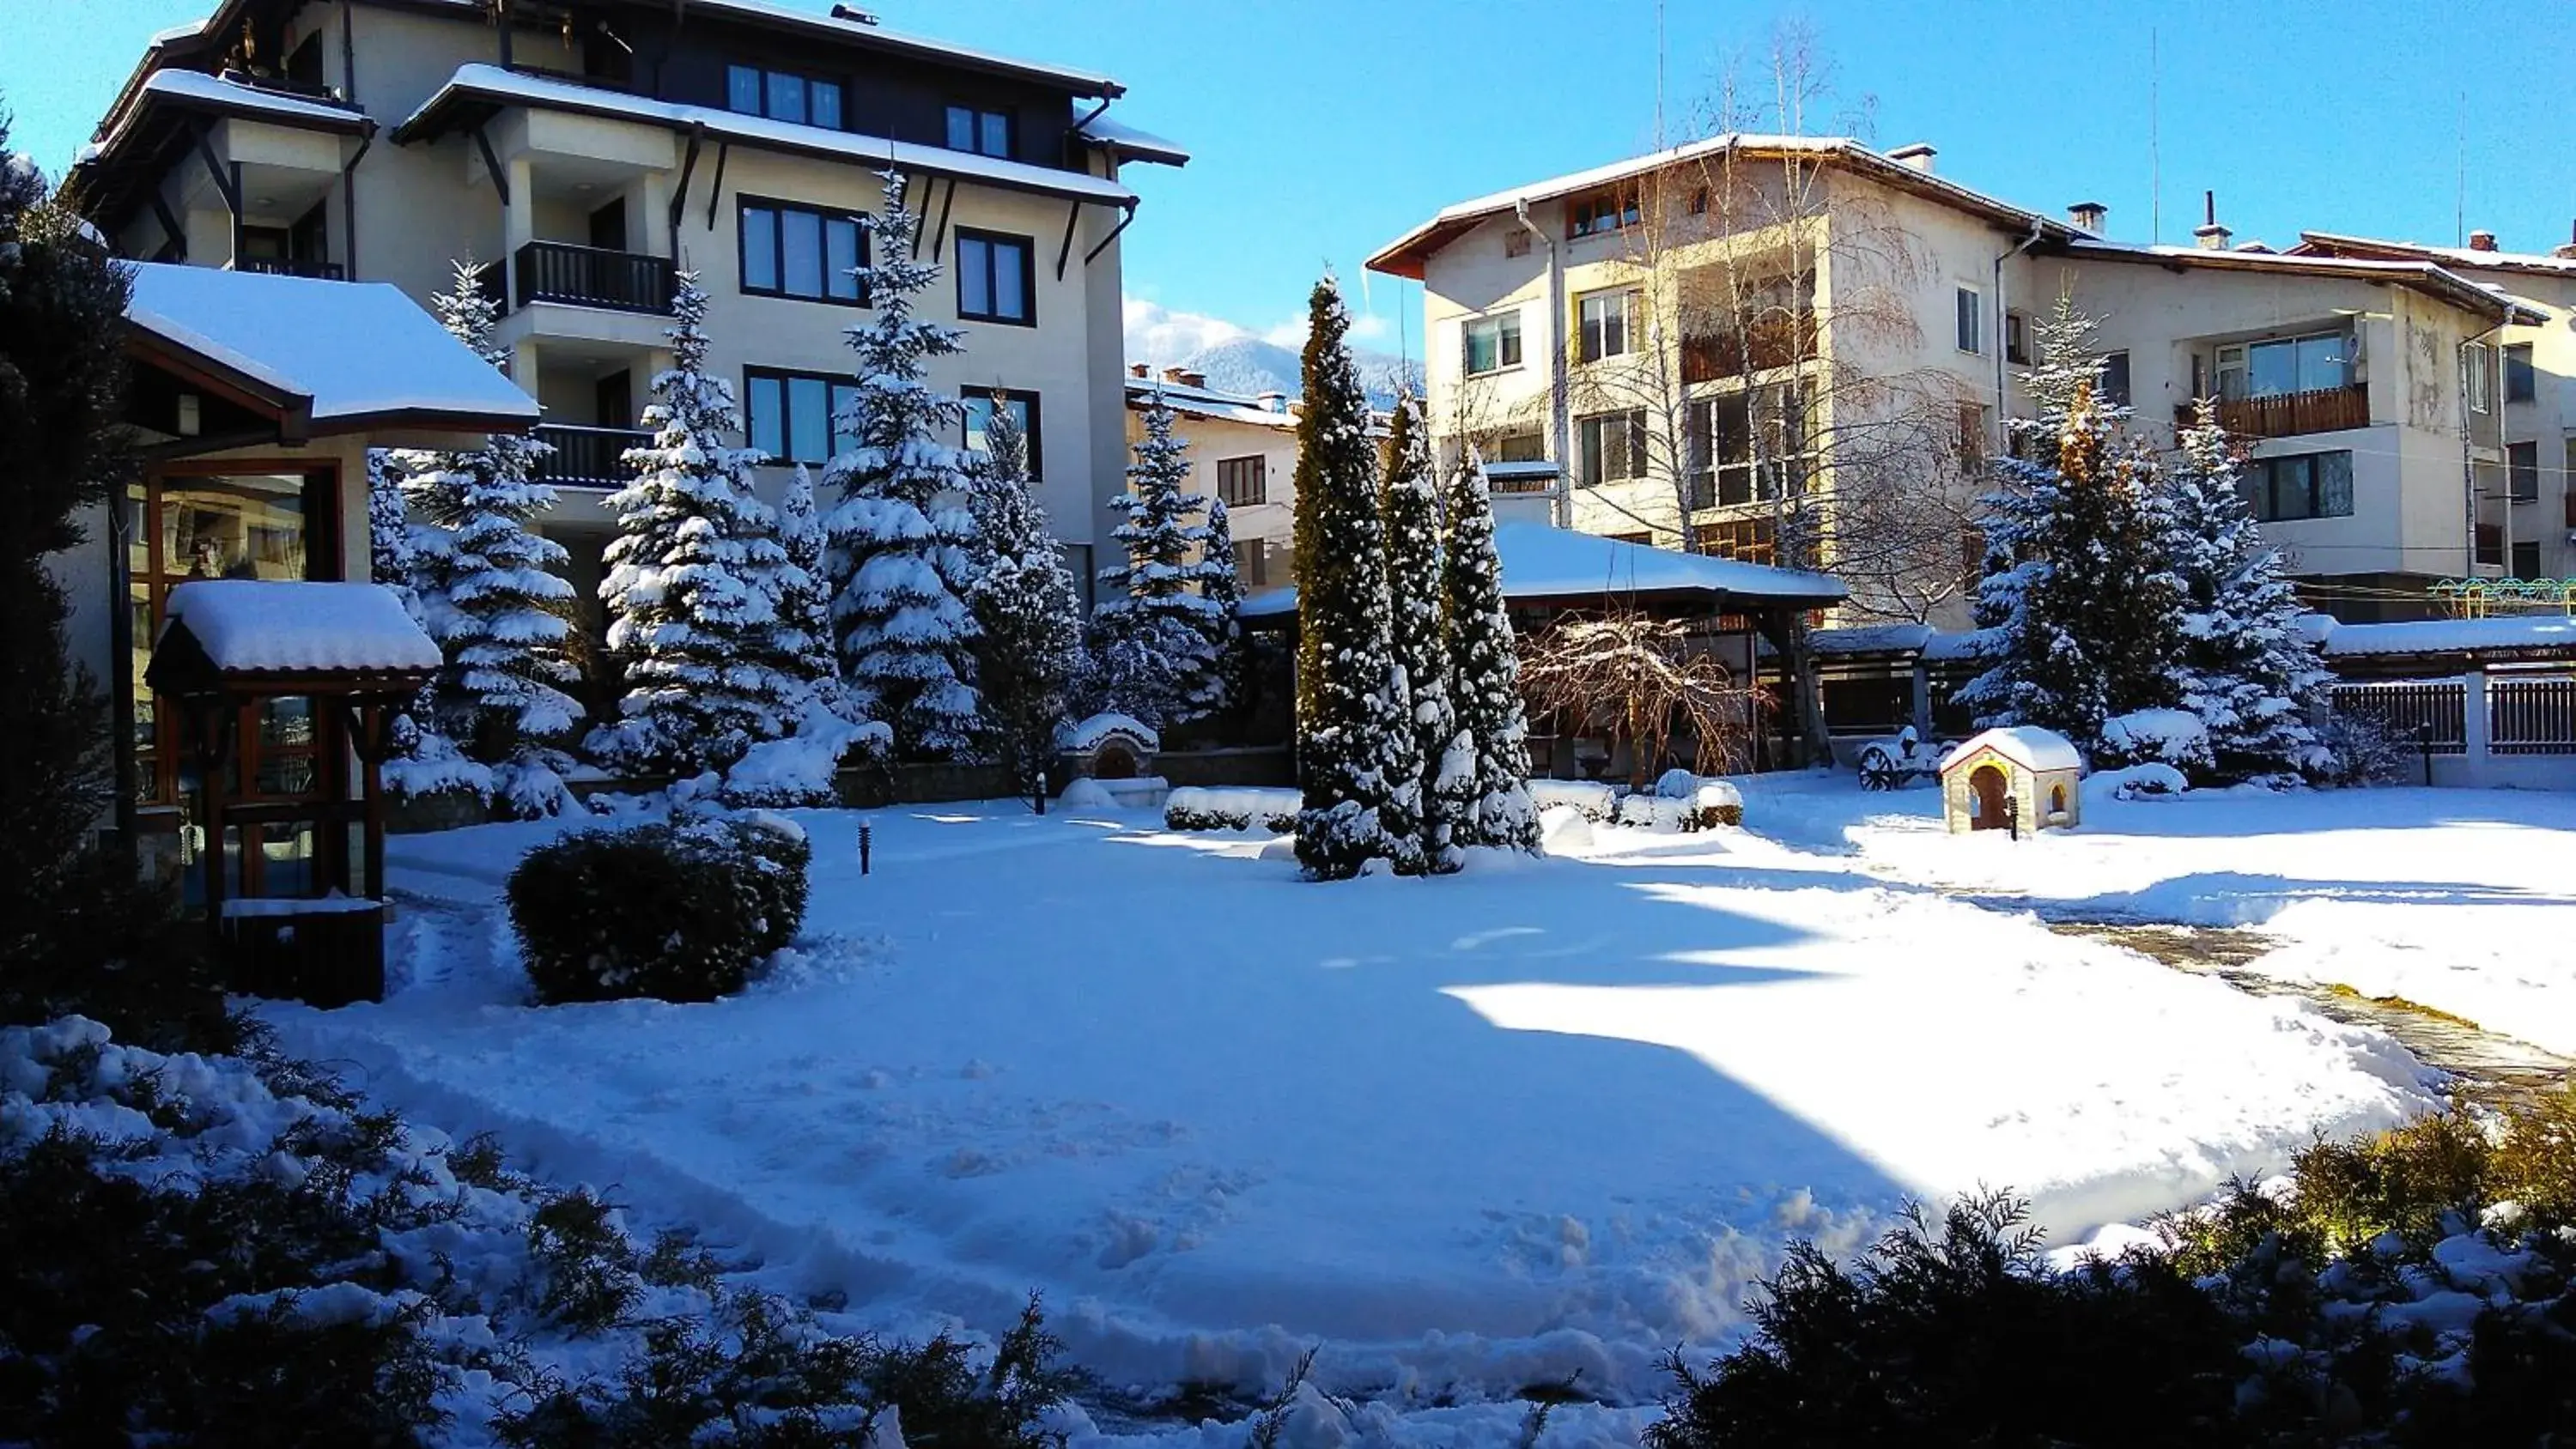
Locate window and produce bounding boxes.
[1463,310,1523,375]
[2512,539,2541,579]
[2508,440,2540,502]
[2465,342,2493,414]
[1692,516,1777,565]
[2215,331,2354,401]
[738,199,865,303]
[963,389,1042,479]
[2099,350,2131,408]
[745,367,860,466]
[1477,427,1546,464]
[1503,229,1531,258]
[2004,311,2029,365]
[2239,449,2354,522]
[2506,343,2537,403]
[1683,385,1807,506]
[1954,285,1982,355]
[1567,185,1640,238]
[1576,409,1648,487]
[726,64,842,127]
[1576,288,1635,362]
[1216,455,1266,507]
[1238,537,1271,589]
[955,230,1035,324]
[945,106,1014,160]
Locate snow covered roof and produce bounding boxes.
[160,581,441,676]
[2057,239,2545,324]
[2320,615,2576,659]
[395,65,1133,206]
[126,263,540,433]
[2294,230,2576,283]
[1075,112,1190,167]
[1239,523,1846,618]
[1941,726,2082,776]
[131,68,373,130]
[1125,378,1297,430]
[1368,134,2078,280]
[1481,460,1560,480]
[1806,623,1934,657]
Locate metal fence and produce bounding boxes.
[2329,680,2466,755]
[2491,677,2576,755]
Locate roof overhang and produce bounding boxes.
[2049,239,2547,326]
[2293,230,2576,284]
[65,69,375,232]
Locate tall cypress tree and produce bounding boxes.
[2164,403,2332,781]
[1957,295,2180,749]
[822,170,983,759]
[1440,446,1541,853]
[1382,396,1455,874]
[1291,276,1407,880]
[966,400,1086,797]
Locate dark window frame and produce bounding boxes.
[744,366,860,467]
[725,63,846,129]
[1954,284,1983,355]
[944,103,1017,160]
[2505,343,2537,404]
[737,196,869,306]
[2507,440,2540,503]
[1216,455,1267,507]
[954,227,1037,326]
[2511,538,2542,579]
[1567,185,1642,239]
[1576,408,1649,487]
[1463,309,1523,375]
[962,387,1043,481]
[2099,349,2132,408]
[2241,448,2355,523]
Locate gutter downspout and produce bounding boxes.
[106,486,137,853]
[1514,197,1570,528]
[339,131,372,277]
[1993,218,2045,456]
[666,121,706,265]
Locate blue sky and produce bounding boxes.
[10,0,2571,361]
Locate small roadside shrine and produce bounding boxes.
[1940,726,2083,836]
[144,579,442,1005]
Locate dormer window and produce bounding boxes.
[727,64,843,129]
[945,105,1014,160]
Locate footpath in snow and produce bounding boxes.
[269,785,2446,1424]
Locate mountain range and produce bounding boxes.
[1122,297,1424,408]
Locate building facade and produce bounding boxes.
[67,0,1184,693]
[1369,137,2535,625]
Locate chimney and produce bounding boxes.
[2067,200,2107,233]
[1179,370,1207,389]
[2468,229,2499,252]
[1255,390,1289,414]
[1886,142,1936,174]
[2193,189,2230,250]
[1160,366,1190,385]
[1129,362,1149,379]
[2555,220,2576,261]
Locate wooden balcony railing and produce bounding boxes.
[1680,312,1818,385]
[234,258,346,281]
[533,424,652,488]
[513,240,674,315]
[2176,383,2370,440]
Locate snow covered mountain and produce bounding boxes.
[1124,297,1422,407]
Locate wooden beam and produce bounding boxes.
[702,140,729,230]
[1054,197,1079,282]
[149,190,188,261]
[472,124,510,206]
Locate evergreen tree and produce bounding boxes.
[2164,403,2333,781]
[1382,396,1456,874]
[772,464,848,719]
[1291,276,1409,880]
[1439,446,1541,853]
[965,400,1086,798]
[1199,496,1246,722]
[367,447,486,799]
[1092,388,1224,729]
[395,259,583,815]
[820,171,983,759]
[590,277,805,776]
[1957,295,2181,749]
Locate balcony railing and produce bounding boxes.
[534,424,652,488]
[234,257,346,281]
[1680,312,1817,385]
[2178,383,2370,440]
[513,239,674,315]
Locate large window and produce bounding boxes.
[945,105,1014,159]
[739,199,865,304]
[2506,343,2537,403]
[1216,455,1266,506]
[1576,409,1648,487]
[1576,288,1635,363]
[2465,342,2493,414]
[1567,185,1640,238]
[745,368,859,466]
[2099,350,2131,408]
[1692,516,1777,565]
[963,389,1042,479]
[1683,384,1807,506]
[2240,449,2354,522]
[2508,440,2540,502]
[955,230,1035,324]
[1953,284,1982,355]
[726,64,842,128]
[1463,310,1522,375]
[2218,332,2352,400]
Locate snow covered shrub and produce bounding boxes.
[2098,707,2215,774]
[1163,786,1299,833]
[509,818,808,1004]
[2313,706,2414,787]
[1527,779,1618,822]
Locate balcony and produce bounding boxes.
[534,424,652,489]
[2178,383,2370,440]
[513,240,673,315]
[1680,312,1817,385]
[234,258,345,281]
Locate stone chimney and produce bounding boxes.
[1129,362,1149,379]
[1255,391,1289,414]
[2193,189,2230,250]
[2468,229,2499,252]
[1886,142,1936,174]
[1178,370,1207,389]
[2555,221,2576,261]
[2067,201,2107,233]
[1160,366,1190,385]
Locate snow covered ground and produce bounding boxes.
[1777,777,2576,1058]
[257,779,2483,1440]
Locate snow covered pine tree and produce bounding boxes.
[1382,395,1456,874]
[1440,446,1542,852]
[1198,496,1246,722]
[590,276,808,776]
[965,397,1087,799]
[368,448,489,802]
[1092,386,1225,731]
[1291,276,1412,881]
[821,172,984,759]
[772,464,849,719]
[395,259,585,816]
[2163,402,2332,781]
[1957,294,2180,749]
